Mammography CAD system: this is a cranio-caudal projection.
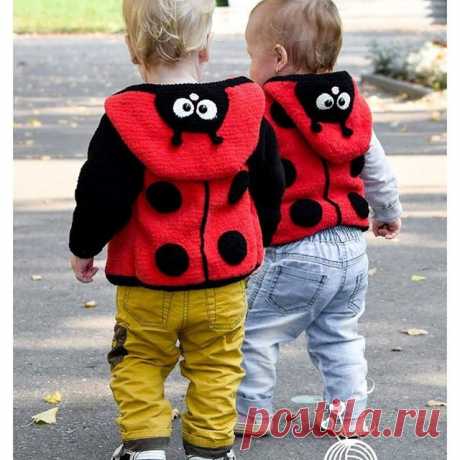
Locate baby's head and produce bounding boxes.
[246,0,343,85]
[123,0,215,79]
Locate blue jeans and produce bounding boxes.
[237,226,369,420]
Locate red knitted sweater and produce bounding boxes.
[101,78,267,289]
[264,72,373,245]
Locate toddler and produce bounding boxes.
[69,1,285,458]
[236,0,402,437]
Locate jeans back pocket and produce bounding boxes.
[267,263,328,313]
[347,271,369,315]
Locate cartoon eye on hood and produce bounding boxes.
[156,90,228,146]
[316,93,335,110]
[196,99,218,120]
[337,92,351,110]
[173,98,195,118]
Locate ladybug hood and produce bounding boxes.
[263,72,372,164]
[105,77,265,181]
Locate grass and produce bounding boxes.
[14,0,125,33]
[14,0,228,34]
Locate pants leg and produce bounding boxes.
[306,252,369,420]
[179,281,247,456]
[237,252,331,417]
[109,286,180,448]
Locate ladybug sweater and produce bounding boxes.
[263,72,373,246]
[69,77,285,290]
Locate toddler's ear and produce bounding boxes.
[198,33,212,64]
[274,44,289,74]
[198,47,210,65]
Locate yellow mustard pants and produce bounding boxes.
[108,280,247,452]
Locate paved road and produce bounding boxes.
[14,191,447,460]
[14,32,446,460]
[14,31,446,160]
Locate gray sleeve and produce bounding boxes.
[361,132,403,222]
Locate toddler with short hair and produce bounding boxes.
[69,1,285,458]
[236,0,402,437]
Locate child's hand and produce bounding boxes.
[70,256,99,283]
[371,218,402,240]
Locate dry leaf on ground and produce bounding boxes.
[430,134,442,143]
[29,119,42,128]
[43,391,62,405]
[31,275,43,281]
[411,275,426,282]
[426,400,446,408]
[401,328,428,336]
[84,300,97,309]
[32,407,58,425]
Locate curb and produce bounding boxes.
[361,74,434,99]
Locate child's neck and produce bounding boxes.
[142,55,203,85]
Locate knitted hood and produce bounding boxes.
[263,72,372,163]
[105,77,265,181]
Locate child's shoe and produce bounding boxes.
[111,445,167,460]
[185,449,236,460]
[319,403,370,439]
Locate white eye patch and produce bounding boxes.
[173,98,195,118]
[316,93,335,110]
[337,92,351,110]
[196,99,218,120]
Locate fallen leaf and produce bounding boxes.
[401,328,428,336]
[31,275,43,281]
[43,391,62,405]
[84,300,97,309]
[411,275,426,282]
[29,119,42,128]
[368,268,378,276]
[426,400,446,408]
[32,407,58,425]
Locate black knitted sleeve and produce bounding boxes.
[69,115,144,258]
[248,118,286,246]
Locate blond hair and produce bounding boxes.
[123,0,215,67]
[251,0,343,73]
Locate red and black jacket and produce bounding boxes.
[263,72,373,246]
[69,77,285,290]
